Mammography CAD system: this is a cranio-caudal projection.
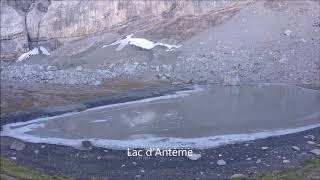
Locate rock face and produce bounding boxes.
[0,3,29,60]
[0,0,247,60]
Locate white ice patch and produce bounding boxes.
[155,42,181,52]
[103,34,181,51]
[91,119,109,123]
[2,121,320,150]
[17,48,39,62]
[104,34,133,51]
[129,38,156,50]
[17,46,50,62]
[39,46,51,55]
[122,111,156,127]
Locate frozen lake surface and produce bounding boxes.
[2,84,320,149]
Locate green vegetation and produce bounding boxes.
[250,159,320,180]
[1,158,319,180]
[0,159,70,180]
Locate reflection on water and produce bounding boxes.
[5,84,320,140]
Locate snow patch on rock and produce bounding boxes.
[17,48,39,62]
[17,46,50,62]
[129,38,156,50]
[103,34,181,51]
[39,46,51,56]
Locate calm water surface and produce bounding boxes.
[5,84,320,142]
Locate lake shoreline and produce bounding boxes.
[1,81,319,179]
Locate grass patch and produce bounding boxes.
[0,159,70,180]
[1,158,319,180]
[250,159,320,180]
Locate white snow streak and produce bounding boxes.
[103,34,181,51]
[39,46,51,56]
[17,48,39,62]
[17,46,50,62]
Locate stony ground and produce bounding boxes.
[1,127,319,180]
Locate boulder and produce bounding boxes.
[256,159,262,163]
[81,140,93,149]
[93,80,102,86]
[310,149,320,156]
[230,173,247,179]
[283,159,290,163]
[292,146,300,151]
[283,29,292,36]
[10,141,26,151]
[217,159,226,166]
[187,153,201,160]
[75,66,83,71]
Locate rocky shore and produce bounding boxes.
[1,126,319,179]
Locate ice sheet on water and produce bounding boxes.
[2,121,320,150]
